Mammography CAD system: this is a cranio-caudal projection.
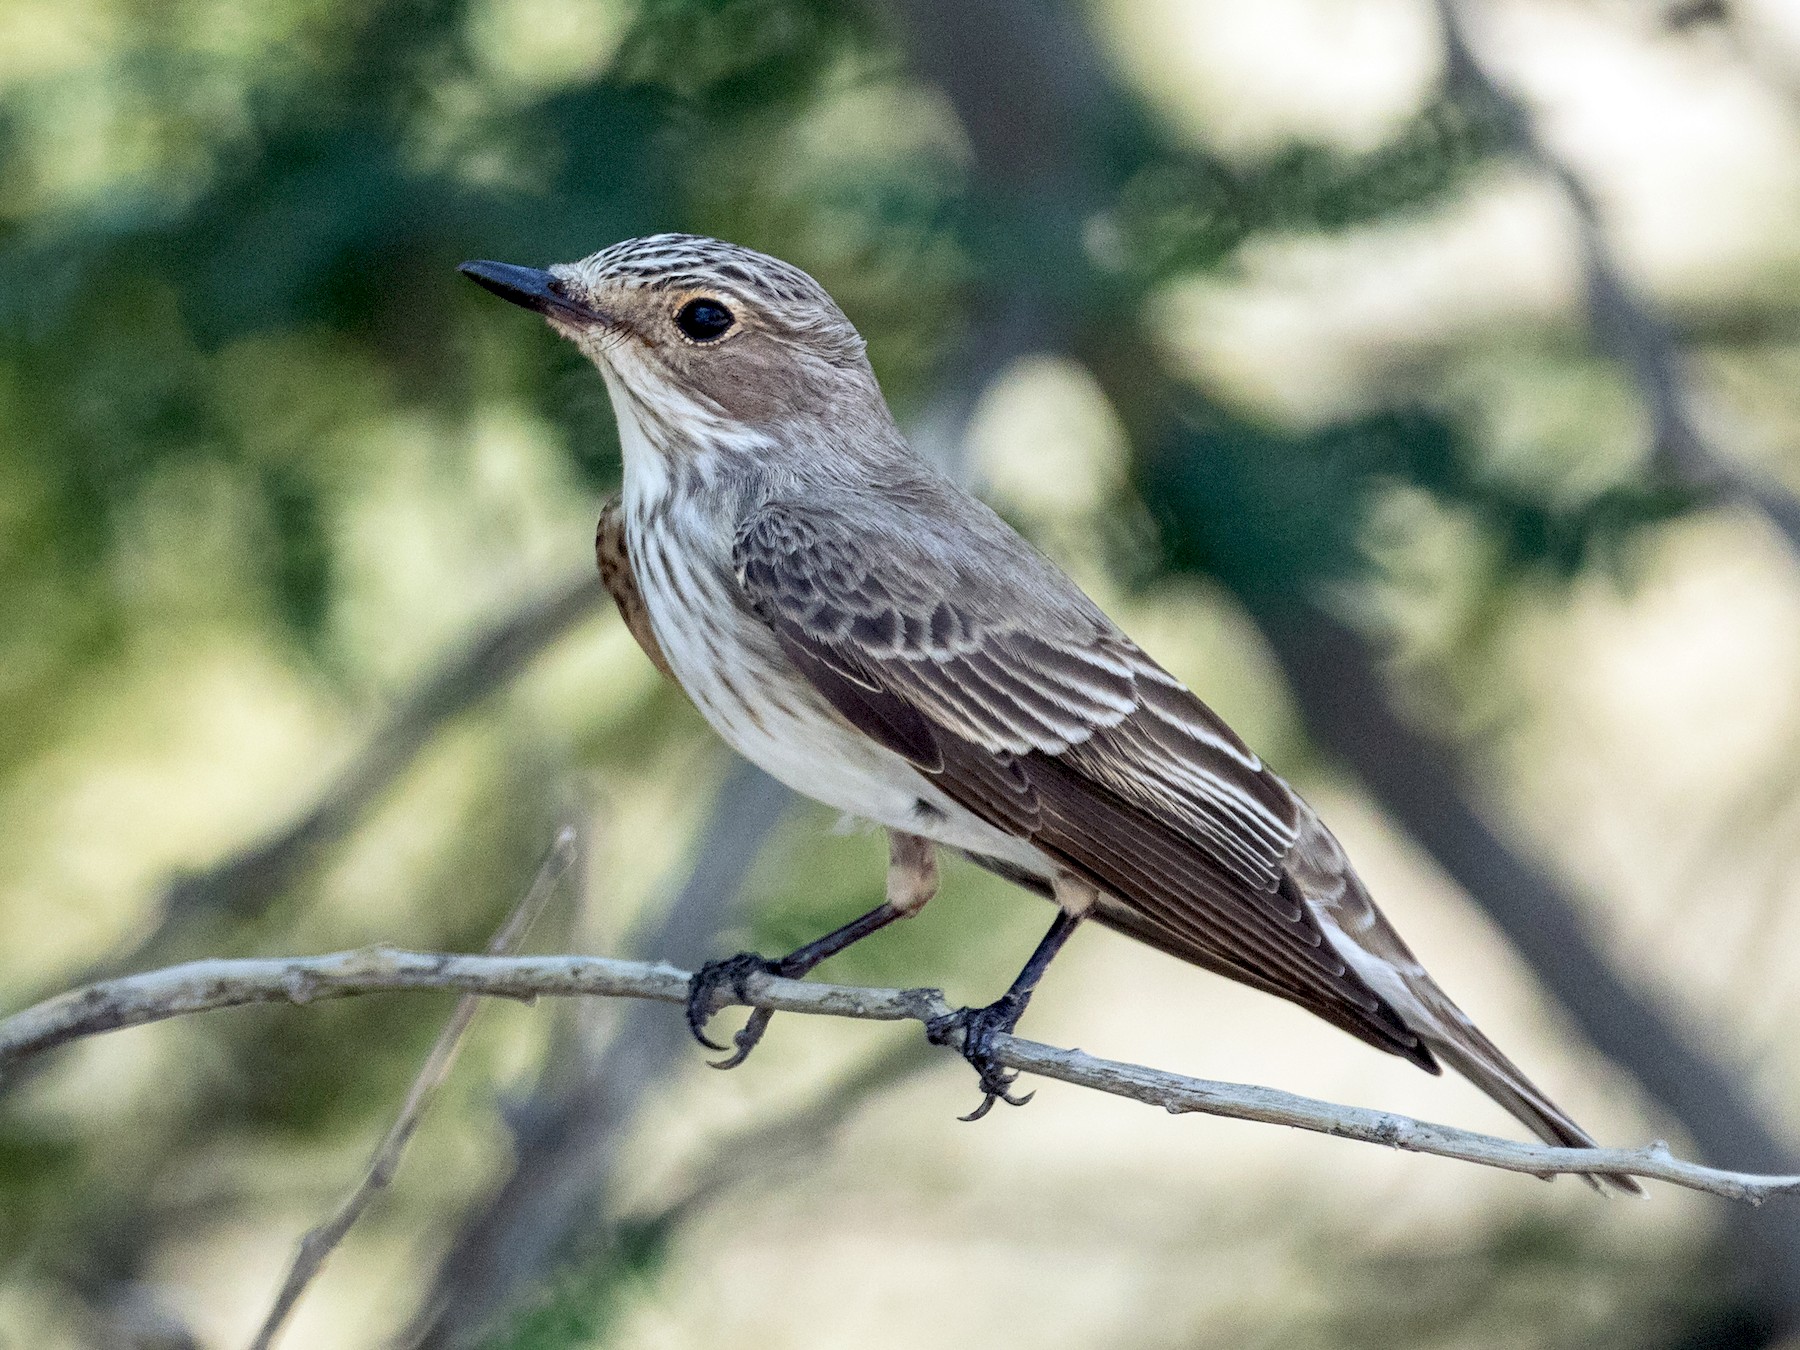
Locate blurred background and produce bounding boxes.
[4,0,1800,1344]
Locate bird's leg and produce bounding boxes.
[686,830,938,1068]
[927,872,1093,1121]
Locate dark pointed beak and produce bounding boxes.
[457,260,607,324]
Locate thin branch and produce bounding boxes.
[5,948,1797,1204]
[244,830,578,1350]
[1436,0,1800,547]
[400,761,792,1349]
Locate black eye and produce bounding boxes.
[675,297,734,342]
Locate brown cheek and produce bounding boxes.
[688,345,808,423]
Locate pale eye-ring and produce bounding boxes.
[675,297,734,342]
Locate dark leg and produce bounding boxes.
[685,902,904,1067]
[928,883,1088,1121]
[686,831,938,1068]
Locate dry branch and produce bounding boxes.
[401,761,793,1347]
[245,829,578,1350]
[4,947,1797,1204]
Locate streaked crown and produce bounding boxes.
[570,234,844,323]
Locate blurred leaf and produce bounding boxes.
[1142,400,1696,604]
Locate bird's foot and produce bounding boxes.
[685,952,784,1069]
[926,997,1034,1121]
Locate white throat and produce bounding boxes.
[597,356,770,521]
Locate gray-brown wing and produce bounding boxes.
[733,501,1431,1066]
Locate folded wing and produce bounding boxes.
[732,498,1433,1066]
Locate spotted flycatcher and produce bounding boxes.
[461,235,1632,1189]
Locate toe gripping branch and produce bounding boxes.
[683,896,914,1070]
[684,952,788,1069]
[926,994,1033,1121]
[687,898,1083,1118]
[928,905,1084,1120]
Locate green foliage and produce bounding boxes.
[0,0,1621,719]
[617,0,881,115]
[0,1126,83,1263]
[1142,402,1696,605]
[1109,94,1511,288]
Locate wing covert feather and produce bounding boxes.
[733,500,1427,1063]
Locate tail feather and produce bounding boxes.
[1292,810,1642,1196]
[1410,1000,1642,1196]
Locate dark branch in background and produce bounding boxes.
[14,572,604,1032]
[1428,1,1800,1322]
[483,1038,938,1347]
[160,574,606,932]
[888,0,1800,1339]
[645,1038,937,1230]
[13,571,607,1029]
[4,947,1797,1202]
[1253,606,1800,1319]
[1434,0,1800,547]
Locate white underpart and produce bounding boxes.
[607,372,1051,879]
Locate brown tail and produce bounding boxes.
[1291,810,1642,1195]
[1410,993,1643,1196]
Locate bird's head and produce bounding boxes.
[459,235,884,447]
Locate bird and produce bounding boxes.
[460,234,1635,1190]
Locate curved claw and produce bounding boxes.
[684,980,733,1052]
[959,1082,1034,1122]
[708,1007,776,1069]
[687,1015,732,1054]
[685,953,781,1059]
[927,999,1033,1121]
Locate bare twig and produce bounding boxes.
[5,947,1797,1204]
[401,762,792,1349]
[244,830,579,1350]
[1435,0,1800,546]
